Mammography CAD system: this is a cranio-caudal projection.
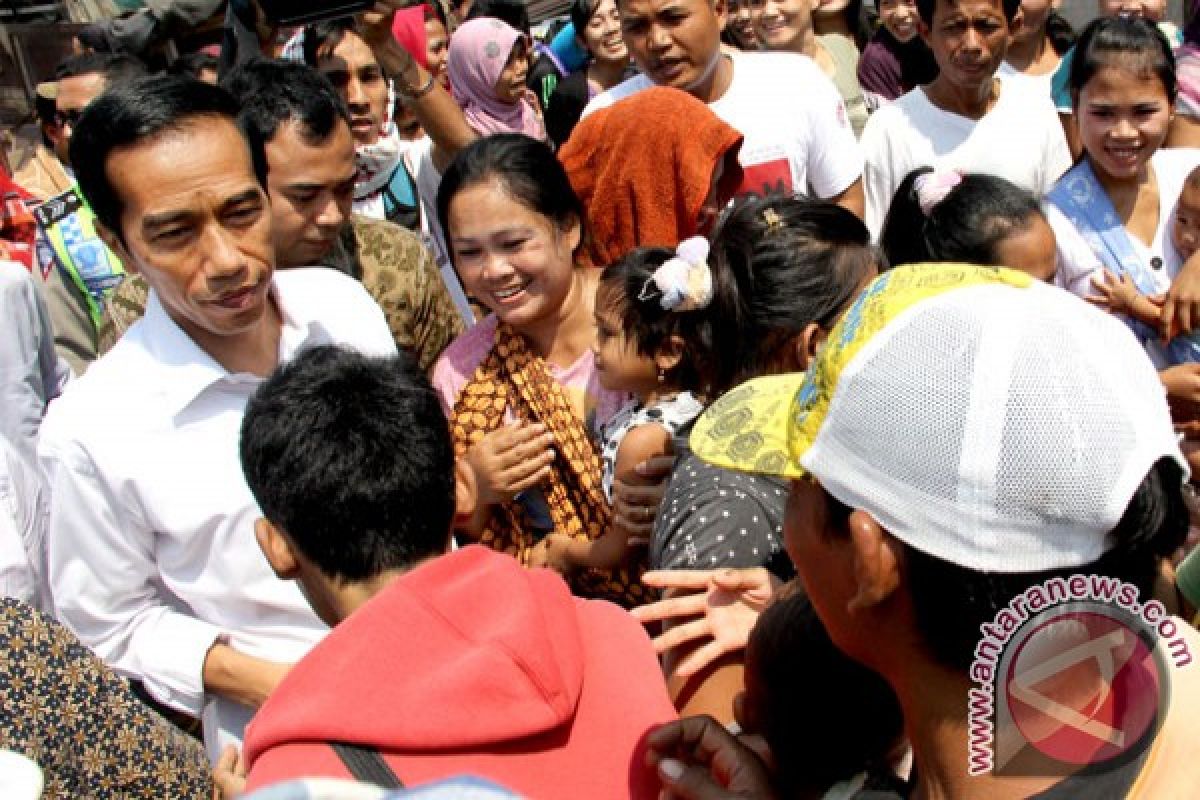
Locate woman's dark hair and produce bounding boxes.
[1046,10,1076,56]
[746,585,904,795]
[597,247,718,394]
[815,0,874,52]
[1069,15,1176,105]
[436,134,586,257]
[881,167,1045,268]
[705,196,878,396]
[467,0,531,35]
[903,457,1189,672]
[570,0,601,38]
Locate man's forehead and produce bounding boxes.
[263,119,356,180]
[108,116,259,206]
[932,0,1007,18]
[619,0,717,16]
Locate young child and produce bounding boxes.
[881,167,1059,282]
[532,238,715,573]
[1089,164,1200,365]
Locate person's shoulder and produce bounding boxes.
[351,214,428,269]
[38,339,145,449]
[431,315,498,392]
[583,73,653,117]
[1154,146,1200,173]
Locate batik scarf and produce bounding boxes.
[450,322,648,607]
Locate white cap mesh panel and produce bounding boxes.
[800,282,1185,573]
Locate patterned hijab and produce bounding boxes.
[448,17,545,140]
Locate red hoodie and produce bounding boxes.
[243,546,677,797]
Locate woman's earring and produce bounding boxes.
[657,368,666,384]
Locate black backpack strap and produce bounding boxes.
[330,741,405,788]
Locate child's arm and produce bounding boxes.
[534,423,673,573]
[1089,270,1164,327]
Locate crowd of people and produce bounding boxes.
[3,0,1200,797]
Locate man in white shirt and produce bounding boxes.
[859,0,1071,237]
[37,75,397,759]
[583,0,865,216]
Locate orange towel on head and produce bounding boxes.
[558,87,744,267]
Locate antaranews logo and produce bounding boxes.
[966,574,1193,777]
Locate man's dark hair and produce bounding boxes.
[222,58,351,181]
[820,457,1189,673]
[55,52,147,85]
[302,16,363,67]
[168,51,220,80]
[915,0,1019,28]
[240,346,455,582]
[70,75,256,240]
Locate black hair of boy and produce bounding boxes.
[745,586,904,796]
[69,74,256,241]
[240,346,456,582]
[222,58,352,183]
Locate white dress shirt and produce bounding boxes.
[0,260,70,460]
[0,436,51,609]
[38,268,397,759]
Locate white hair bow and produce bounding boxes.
[639,236,714,312]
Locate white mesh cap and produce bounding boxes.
[691,265,1188,573]
[802,279,1184,572]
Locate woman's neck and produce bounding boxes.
[814,13,853,38]
[1090,156,1160,242]
[1005,31,1059,76]
[522,268,598,367]
[588,57,628,91]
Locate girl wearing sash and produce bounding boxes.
[1046,16,1200,371]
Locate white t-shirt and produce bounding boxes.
[860,77,1072,238]
[583,52,863,201]
[997,60,1055,98]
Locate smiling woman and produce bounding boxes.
[430,134,649,608]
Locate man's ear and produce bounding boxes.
[95,222,138,275]
[845,509,901,613]
[255,518,301,580]
[654,334,686,375]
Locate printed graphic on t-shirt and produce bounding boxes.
[738,158,794,199]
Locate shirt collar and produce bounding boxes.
[139,275,332,416]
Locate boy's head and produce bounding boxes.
[240,346,456,627]
[739,582,904,796]
[1173,166,1200,262]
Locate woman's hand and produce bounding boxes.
[613,455,673,540]
[463,422,556,508]
[1161,250,1200,340]
[646,716,778,800]
[631,568,780,678]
